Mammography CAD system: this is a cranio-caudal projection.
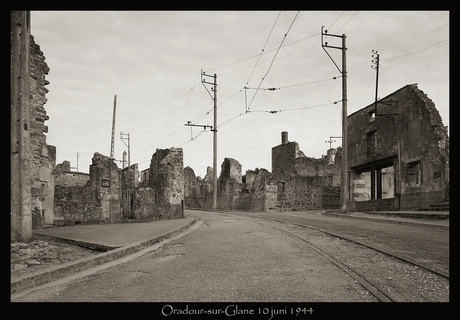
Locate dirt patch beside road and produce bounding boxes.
[11,236,101,282]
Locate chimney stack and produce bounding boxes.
[122,151,127,169]
[281,131,288,144]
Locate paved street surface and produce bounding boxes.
[232,210,449,276]
[11,210,448,303]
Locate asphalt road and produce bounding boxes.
[12,210,448,303]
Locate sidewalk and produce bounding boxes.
[322,210,449,229]
[11,217,196,294]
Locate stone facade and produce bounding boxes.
[347,84,449,211]
[148,148,185,219]
[271,132,341,211]
[184,134,341,212]
[54,148,185,225]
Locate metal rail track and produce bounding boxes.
[270,225,396,302]
[254,215,449,280]
[240,214,448,303]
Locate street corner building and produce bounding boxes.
[347,84,449,212]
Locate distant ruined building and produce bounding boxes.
[184,131,341,212]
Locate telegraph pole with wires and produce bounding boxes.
[200,70,218,210]
[371,50,380,115]
[321,26,348,213]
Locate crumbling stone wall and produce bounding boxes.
[276,176,323,211]
[247,169,278,211]
[54,149,185,225]
[54,161,90,187]
[271,132,341,211]
[89,152,122,223]
[29,35,56,228]
[217,158,242,210]
[347,84,449,210]
[54,184,102,225]
[149,148,185,219]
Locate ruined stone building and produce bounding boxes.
[53,148,185,225]
[271,132,341,211]
[347,84,449,211]
[184,132,341,212]
[11,11,56,241]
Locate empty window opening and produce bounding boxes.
[407,161,422,187]
[367,130,377,159]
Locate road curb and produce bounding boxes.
[11,217,196,294]
[322,211,448,230]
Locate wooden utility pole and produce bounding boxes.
[110,95,117,159]
[321,27,348,213]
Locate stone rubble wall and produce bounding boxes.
[29,35,56,228]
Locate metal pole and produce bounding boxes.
[340,34,348,213]
[212,74,218,209]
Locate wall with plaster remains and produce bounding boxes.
[347,84,449,211]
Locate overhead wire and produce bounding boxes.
[219,43,319,77]
[244,75,340,91]
[133,12,350,165]
[247,11,300,111]
[379,22,449,51]
[335,11,358,34]
[245,11,281,87]
[133,87,244,159]
[124,75,200,133]
[138,11,198,74]
[207,32,319,74]
[380,38,449,64]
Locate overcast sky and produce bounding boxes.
[30,11,449,177]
